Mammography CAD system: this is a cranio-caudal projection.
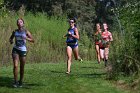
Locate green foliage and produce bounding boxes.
[108,0,140,83]
[0,11,95,65]
[1,0,97,37]
[0,0,140,91]
[118,0,139,75]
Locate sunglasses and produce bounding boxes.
[69,21,74,23]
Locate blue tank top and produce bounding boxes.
[14,29,27,51]
[66,27,78,43]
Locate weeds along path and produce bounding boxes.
[0,61,129,93]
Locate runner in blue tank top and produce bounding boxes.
[63,18,83,74]
[66,26,78,48]
[9,18,34,88]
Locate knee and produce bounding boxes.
[13,65,18,69]
[101,57,104,59]
[96,49,100,54]
[105,53,109,59]
[20,64,25,68]
[68,56,72,60]
[105,56,108,60]
[100,55,104,59]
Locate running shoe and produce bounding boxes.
[66,71,70,74]
[13,81,18,88]
[18,81,23,88]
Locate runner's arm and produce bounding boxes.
[109,33,113,42]
[26,30,34,43]
[63,33,69,38]
[9,31,15,44]
[71,28,79,40]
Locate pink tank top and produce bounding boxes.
[101,31,112,42]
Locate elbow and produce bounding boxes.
[27,37,34,43]
[9,39,13,44]
[77,36,80,40]
[110,39,113,42]
[31,39,34,43]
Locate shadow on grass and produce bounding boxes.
[0,77,44,89]
[81,72,106,78]
[81,66,100,69]
[50,71,64,74]
[50,69,106,78]
[70,72,107,78]
[0,77,13,88]
[23,83,45,89]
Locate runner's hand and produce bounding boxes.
[9,39,13,44]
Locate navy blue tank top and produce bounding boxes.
[66,27,78,43]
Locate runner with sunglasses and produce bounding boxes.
[63,18,82,74]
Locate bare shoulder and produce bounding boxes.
[25,30,31,34]
[74,27,78,32]
[95,31,99,35]
[108,31,112,35]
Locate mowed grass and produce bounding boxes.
[0,61,129,93]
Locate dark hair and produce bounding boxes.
[69,18,77,27]
[103,22,107,25]
[94,22,100,30]
[102,22,109,31]
[69,18,76,23]
[96,23,100,25]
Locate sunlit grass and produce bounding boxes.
[0,61,129,93]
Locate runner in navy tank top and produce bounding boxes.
[9,18,34,88]
[63,18,83,74]
[66,26,78,48]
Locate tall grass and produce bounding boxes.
[0,11,96,66]
[24,13,69,63]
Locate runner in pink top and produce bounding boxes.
[99,23,113,66]
[102,31,112,42]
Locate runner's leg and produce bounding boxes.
[66,46,72,73]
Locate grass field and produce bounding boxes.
[0,61,129,93]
